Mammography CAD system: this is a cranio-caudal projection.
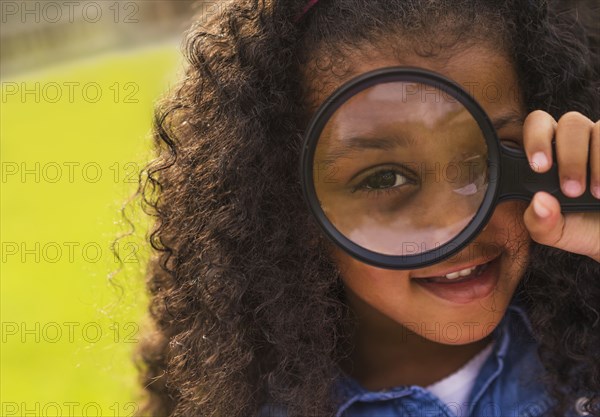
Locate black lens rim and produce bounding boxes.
[300,66,501,269]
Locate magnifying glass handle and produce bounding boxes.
[497,145,600,212]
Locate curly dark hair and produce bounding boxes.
[130,0,600,416]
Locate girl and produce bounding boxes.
[133,0,600,416]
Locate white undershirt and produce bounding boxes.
[425,340,495,412]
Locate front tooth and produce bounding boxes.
[445,267,474,279]
[458,267,473,277]
[445,271,461,279]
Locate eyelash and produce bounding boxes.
[500,139,522,150]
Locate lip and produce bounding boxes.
[411,255,502,304]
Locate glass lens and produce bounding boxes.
[313,81,489,256]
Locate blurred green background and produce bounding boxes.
[1,1,196,415]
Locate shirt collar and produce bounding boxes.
[466,299,531,412]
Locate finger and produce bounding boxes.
[523,110,556,173]
[523,192,564,248]
[555,111,593,198]
[591,120,600,199]
[524,192,600,261]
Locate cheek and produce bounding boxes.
[461,201,531,334]
[333,249,412,306]
[334,248,404,287]
[487,200,531,268]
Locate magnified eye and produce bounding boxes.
[352,168,414,193]
[365,170,405,189]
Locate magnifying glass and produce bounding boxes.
[300,67,599,269]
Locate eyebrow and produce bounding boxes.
[318,111,524,165]
[321,133,413,165]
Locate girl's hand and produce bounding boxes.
[522,110,600,263]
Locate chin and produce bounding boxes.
[420,312,505,346]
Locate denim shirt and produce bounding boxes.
[258,300,595,417]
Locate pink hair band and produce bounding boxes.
[295,0,320,22]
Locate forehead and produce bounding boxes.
[303,44,524,118]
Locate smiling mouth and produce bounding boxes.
[410,254,503,304]
[410,254,501,284]
[417,262,491,284]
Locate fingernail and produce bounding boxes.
[592,185,600,199]
[533,197,551,218]
[563,180,582,197]
[531,152,548,172]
